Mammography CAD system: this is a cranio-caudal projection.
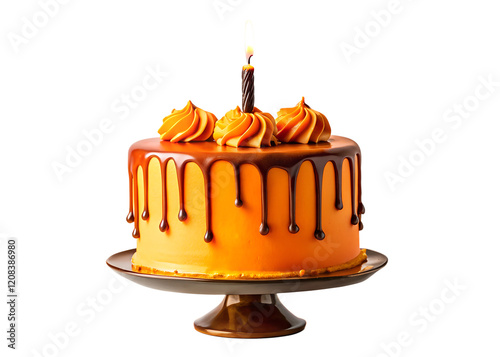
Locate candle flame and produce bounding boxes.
[245,20,254,64]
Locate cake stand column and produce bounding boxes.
[194,294,306,338]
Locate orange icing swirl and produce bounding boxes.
[213,106,278,148]
[276,97,331,143]
[158,101,216,143]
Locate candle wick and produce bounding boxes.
[248,55,253,65]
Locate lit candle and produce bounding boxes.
[242,21,254,113]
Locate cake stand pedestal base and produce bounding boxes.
[106,248,387,338]
[194,294,305,338]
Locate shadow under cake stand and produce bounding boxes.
[106,248,387,338]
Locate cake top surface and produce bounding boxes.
[130,135,359,160]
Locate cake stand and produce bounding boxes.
[106,249,387,338]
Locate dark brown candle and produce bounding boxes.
[242,58,254,113]
[242,21,255,113]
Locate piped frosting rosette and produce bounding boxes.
[158,101,216,142]
[275,97,331,143]
[213,106,278,148]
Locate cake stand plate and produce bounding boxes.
[107,249,387,338]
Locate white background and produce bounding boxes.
[1,0,499,356]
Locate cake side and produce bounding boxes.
[127,136,365,278]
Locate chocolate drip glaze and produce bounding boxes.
[288,165,300,234]
[259,170,269,235]
[141,160,150,220]
[203,168,213,242]
[159,161,169,232]
[347,157,359,225]
[176,163,187,221]
[233,164,243,207]
[127,136,363,242]
[357,154,365,230]
[311,161,325,240]
[332,159,343,210]
[126,172,135,223]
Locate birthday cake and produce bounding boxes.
[127,98,367,279]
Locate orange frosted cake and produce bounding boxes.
[127,99,366,278]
